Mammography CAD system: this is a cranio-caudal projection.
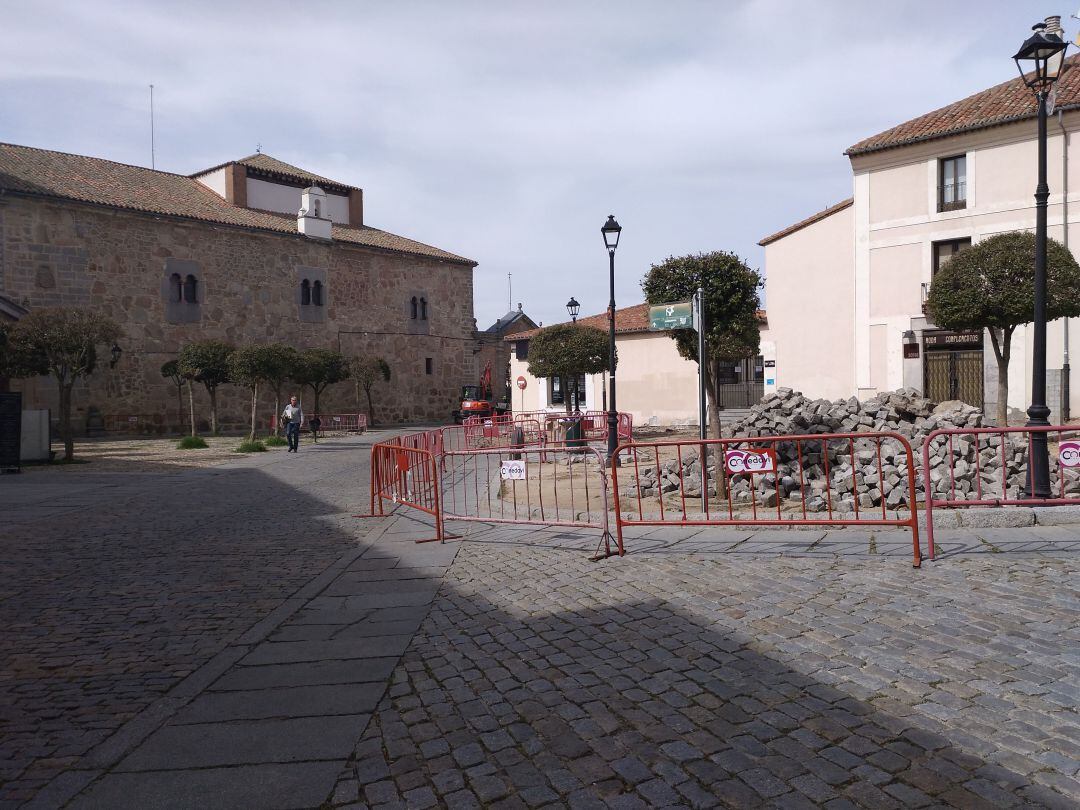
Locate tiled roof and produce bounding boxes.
[758,198,853,246]
[0,143,475,265]
[193,152,357,192]
[508,303,766,341]
[846,55,1080,156]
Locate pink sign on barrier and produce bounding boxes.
[724,448,777,474]
[1061,440,1080,468]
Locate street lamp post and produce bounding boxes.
[566,297,580,410]
[602,215,622,460]
[1013,21,1069,497]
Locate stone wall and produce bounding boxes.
[0,196,477,432]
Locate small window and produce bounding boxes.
[933,238,971,277]
[550,376,563,404]
[183,274,198,304]
[420,297,428,320]
[411,296,418,319]
[425,357,433,375]
[301,279,311,305]
[312,280,323,306]
[170,273,182,303]
[938,155,967,212]
[515,340,529,361]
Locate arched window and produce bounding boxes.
[170,273,182,302]
[313,199,321,218]
[312,280,323,306]
[301,279,311,305]
[410,296,418,319]
[420,297,428,320]
[183,274,198,304]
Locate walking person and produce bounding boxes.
[282,395,304,452]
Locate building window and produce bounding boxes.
[170,273,182,302]
[312,280,323,306]
[420,297,428,320]
[411,296,418,319]
[183,274,198,304]
[933,238,972,277]
[425,357,433,375]
[301,279,311,305]
[515,340,528,361]
[938,155,967,212]
[549,375,586,408]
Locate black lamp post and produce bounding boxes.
[566,297,580,324]
[109,343,123,369]
[1014,21,1068,497]
[602,215,622,459]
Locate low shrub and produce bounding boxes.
[177,436,208,450]
[236,440,267,453]
[264,435,288,447]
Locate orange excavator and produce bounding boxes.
[453,363,508,423]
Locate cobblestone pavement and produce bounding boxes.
[331,528,1080,809]
[0,434,385,808]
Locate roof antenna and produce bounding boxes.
[256,142,262,154]
[508,272,512,311]
[149,84,155,170]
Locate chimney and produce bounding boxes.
[224,163,247,207]
[348,188,364,226]
[1045,15,1064,37]
[298,186,332,240]
[517,302,522,312]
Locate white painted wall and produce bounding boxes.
[195,168,227,198]
[246,177,350,222]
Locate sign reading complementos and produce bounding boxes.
[724,448,777,475]
[1061,440,1080,469]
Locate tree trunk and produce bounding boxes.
[312,385,321,415]
[988,327,1013,427]
[58,380,74,461]
[249,382,258,441]
[207,385,218,435]
[563,375,571,415]
[188,382,196,436]
[272,385,282,436]
[365,386,375,427]
[176,384,184,433]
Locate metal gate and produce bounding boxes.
[924,350,983,406]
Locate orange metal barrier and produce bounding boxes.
[611,432,923,567]
[368,443,446,543]
[921,425,1080,560]
[310,413,368,435]
[440,445,619,557]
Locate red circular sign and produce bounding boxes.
[516,376,527,390]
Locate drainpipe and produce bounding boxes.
[1060,108,1071,420]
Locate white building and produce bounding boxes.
[760,38,1080,423]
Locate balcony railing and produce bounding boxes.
[937,182,967,212]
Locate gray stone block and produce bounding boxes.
[117,714,368,770]
[958,507,1035,528]
[172,683,384,724]
[1032,505,1080,526]
[211,657,398,691]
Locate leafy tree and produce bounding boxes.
[927,231,1080,426]
[642,251,762,438]
[526,324,610,414]
[257,344,298,436]
[177,340,233,435]
[293,348,350,413]
[228,346,281,441]
[160,360,186,434]
[1,320,48,382]
[352,356,392,426]
[5,308,122,461]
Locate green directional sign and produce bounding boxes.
[648,301,695,331]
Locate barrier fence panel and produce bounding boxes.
[369,443,445,543]
[921,425,1080,560]
[310,413,368,435]
[611,432,922,567]
[440,445,619,557]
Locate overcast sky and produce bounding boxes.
[0,0,1060,328]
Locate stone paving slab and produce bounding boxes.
[170,683,385,724]
[208,657,399,692]
[71,761,344,810]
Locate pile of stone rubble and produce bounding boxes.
[626,388,1075,513]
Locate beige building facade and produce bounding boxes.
[760,50,1080,422]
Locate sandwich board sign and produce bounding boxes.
[648,301,694,331]
[501,459,527,480]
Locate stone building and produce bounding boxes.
[474,304,538,406]
[0,144,479,432]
